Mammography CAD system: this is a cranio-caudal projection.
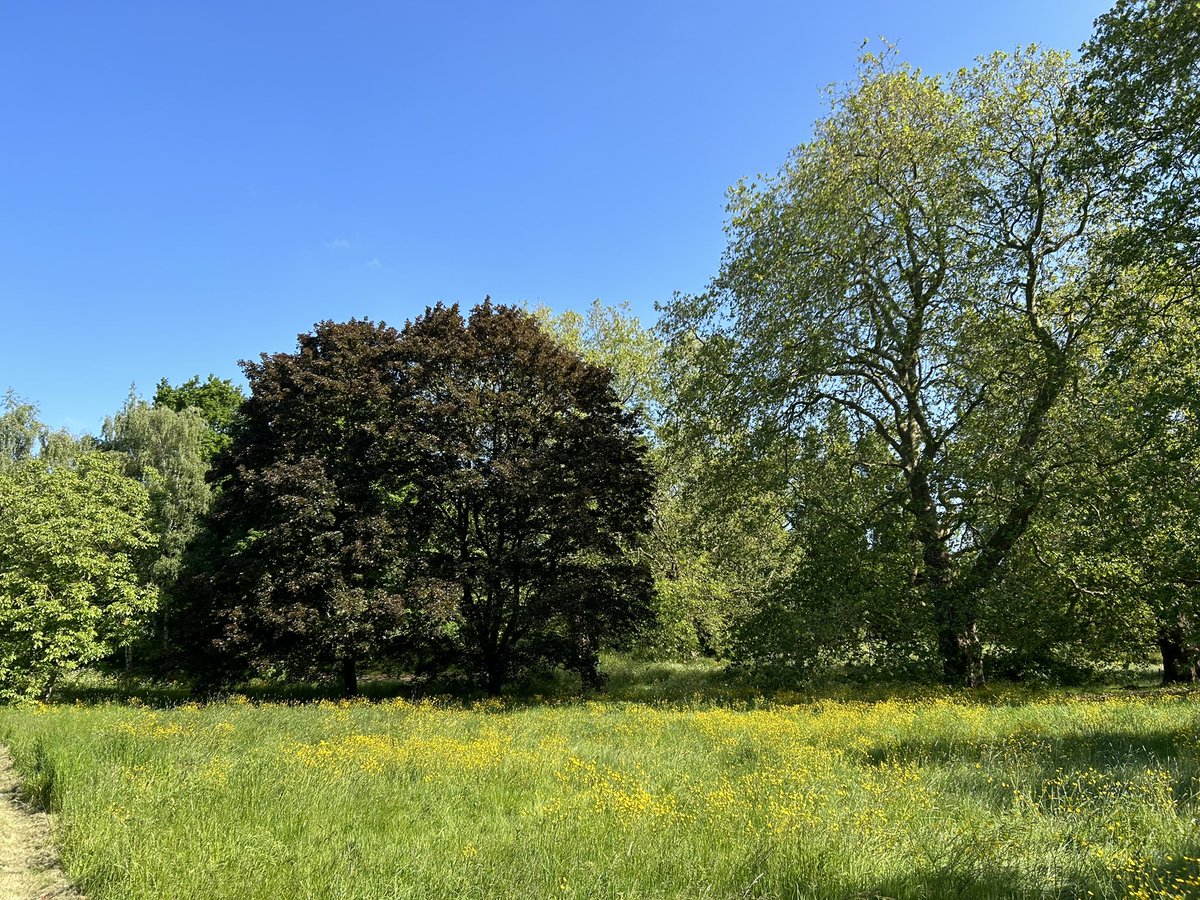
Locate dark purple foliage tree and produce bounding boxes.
[400,302,655,693]
[196,320,411,695]
[189,304,655,695]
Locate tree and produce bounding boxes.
[153,374,245,461]
[103,393,212,660]
[104,394,211,582]
[1,390,96,469]
[0,453,158,701]
[660,47,1134,686]
[533,299,665,427]
[1078,0,1200,683]
[192,322,411,695]
[400,302,655,692]
[0,390,44,467]
[1080,0,1200,271]
[535,302,750,658]
[1065,298,1200,683]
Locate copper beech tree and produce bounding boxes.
[194,303,654,695]
[399,303,655,693]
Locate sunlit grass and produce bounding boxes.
[2,665,1199,899]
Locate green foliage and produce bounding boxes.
[1080,0,1200,270]
[533,299,665,426]
[732,417,932,679]
[1076,0,1200,683]
[0,454,158,701]
[153,374,245,461]
[532,302,764,661]
[104,392,212,587]
[0,390,43,467]
[660,46,1140,685]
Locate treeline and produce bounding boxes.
[2,0,1199,699]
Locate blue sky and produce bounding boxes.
[2,1,1110,434]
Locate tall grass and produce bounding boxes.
[2,667,1199,898]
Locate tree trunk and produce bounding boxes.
[909,464,984,687]
[341,657,358,697]
[1159,619,1198,685]
[934,590,984,688]
[484,658,507,697]
[574,626,603,690]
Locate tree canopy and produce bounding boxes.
[193,320,413,695]
[400,302,655,692]
[1080,0,1200,271]
[660,47,1142,685]
[0,453,158,700]
[189,304,655,694]
[154,374,245,461]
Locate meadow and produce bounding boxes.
[2,661,1199,900]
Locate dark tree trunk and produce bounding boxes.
[574,627,603,690]
[341,656,358,697]
[909,464,984,687]
[484,658,507,697]
[1159,621,1199,685]
[934,591,984,688]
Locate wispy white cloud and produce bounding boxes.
[324,238,352,249]
[366,258,383,269]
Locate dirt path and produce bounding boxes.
[0,746,84,900]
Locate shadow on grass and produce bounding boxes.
[852,725,1200,900]
[49,673,446,708]
[43,655,1194,712]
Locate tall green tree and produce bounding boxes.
[661,47,1135,686]
[0,453,158,700]
[103,394,212,664]
[153,374,245,461]
[1068,298,1200,683]
[1080,0,1200,271]
[534,300,665,426]
[104,393,212,586]
[1077,0,1200,682]
[533,301,760,659]
[0,390,44,467]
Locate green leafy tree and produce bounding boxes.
[0,453,158,700]
[192,322,411,695]
[727,412,928,679]
[103,393,212,663]
[1072,299,1200,683]
[534,300,665,426]
[1077,0,1200,683]
[0,391,94,468]
[661,47,1136,686]
[1080,0,1200,270]
[0,390,45,467]
[400,302,656,692]
[104,394,212,584]
[153,374,245,461]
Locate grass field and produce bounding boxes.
[2,661,1199,899]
